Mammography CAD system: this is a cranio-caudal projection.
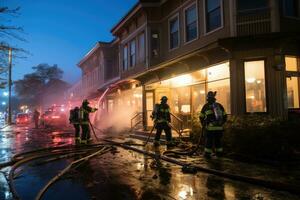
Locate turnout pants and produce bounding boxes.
[81,124,91,141]
[155,122,172,142]
[204,130,223,155]
[73,124,80,138]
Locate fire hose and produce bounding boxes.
[104,139,300,195]
[1,139,300,198]
[163,127,205,156]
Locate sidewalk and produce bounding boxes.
[126,131,300,194]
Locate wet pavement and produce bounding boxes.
[0,124,300,200]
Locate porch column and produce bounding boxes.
[142,84,147,130]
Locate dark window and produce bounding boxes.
[206,0,222,32]
[151,31,160,57]
[185,4,197,42]
[138,33,145,63]
[123,45,128,71]
[237,0,268,11]
[129,40,136,67]
[169,16,179,49]
[283,0,299,17]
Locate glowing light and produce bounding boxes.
[257,80,261,84]
[246,77,256,83]
[200,90,205,94]
[170,74,193,87]
[178,191,187,199]
[248,95,255,99]
[3,92,8,96]
[181,105,190,113]
[193,91,198,96]
[2,102,6,105]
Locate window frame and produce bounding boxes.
[204,0,224,35]
[168,13,180,51]
[282,0,300,19]
[129,39,136,68]
[243,59,268,114]
[183,2,199,44]
[138,32,145,64]
[122,44,128,71]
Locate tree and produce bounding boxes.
[14,64,64,106]
[0,5,26,88]
[32,64,63,84]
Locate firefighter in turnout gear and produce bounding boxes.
[200,91,227,158]
[69,107,81,144]
[80,99,98,144]
[152,96,172,147]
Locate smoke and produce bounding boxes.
[93,106,137,132]
[92,88,143,133]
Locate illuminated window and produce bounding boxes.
[286,77,300,108]
[169,15,179,49]
[244,60,266,112]
[208,79,231,113]
[285,56,298,71]
[185,3,198,42]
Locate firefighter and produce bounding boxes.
[80,99,97,144]
[69,107,81,144]
[152,96,172,147]
[33,109,40,129]
[199,91,227,158]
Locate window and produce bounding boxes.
[286,77,299,108]
[123,45,128,71]
[285,56,300,108]
[283,0,299,17]
[138,33,145,63]
[285,56,298,71]
[169,15,179,49]
[205,0,222,32]
[151,31,160,57]
[185,4,198,42]
[244,60,267,112]
[129,40,136,67]
[237,0,268,11]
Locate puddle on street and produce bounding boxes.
[75,147,299,200]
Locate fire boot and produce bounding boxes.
[153,140,160,147]
[75,137,81,145]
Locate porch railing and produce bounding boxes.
[130,112,143,132]
[170,113,184,137]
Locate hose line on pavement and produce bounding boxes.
[35,146,112,200]
[104,139,300,196]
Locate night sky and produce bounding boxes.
[2,0,137,84]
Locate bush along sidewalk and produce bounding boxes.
[222,114,300,163]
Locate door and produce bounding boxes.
[146,91,155,127]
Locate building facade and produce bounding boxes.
[72,0,300,131]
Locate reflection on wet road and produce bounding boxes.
[0,124,300,200]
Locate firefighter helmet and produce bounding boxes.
[160,96,168,101]
[207,91,216,101]
[82,99,89,106]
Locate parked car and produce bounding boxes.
[40,106,67,127]
[16,113,30,125]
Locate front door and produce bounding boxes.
[146,91,155,127]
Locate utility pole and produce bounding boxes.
[8,47,12,124]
